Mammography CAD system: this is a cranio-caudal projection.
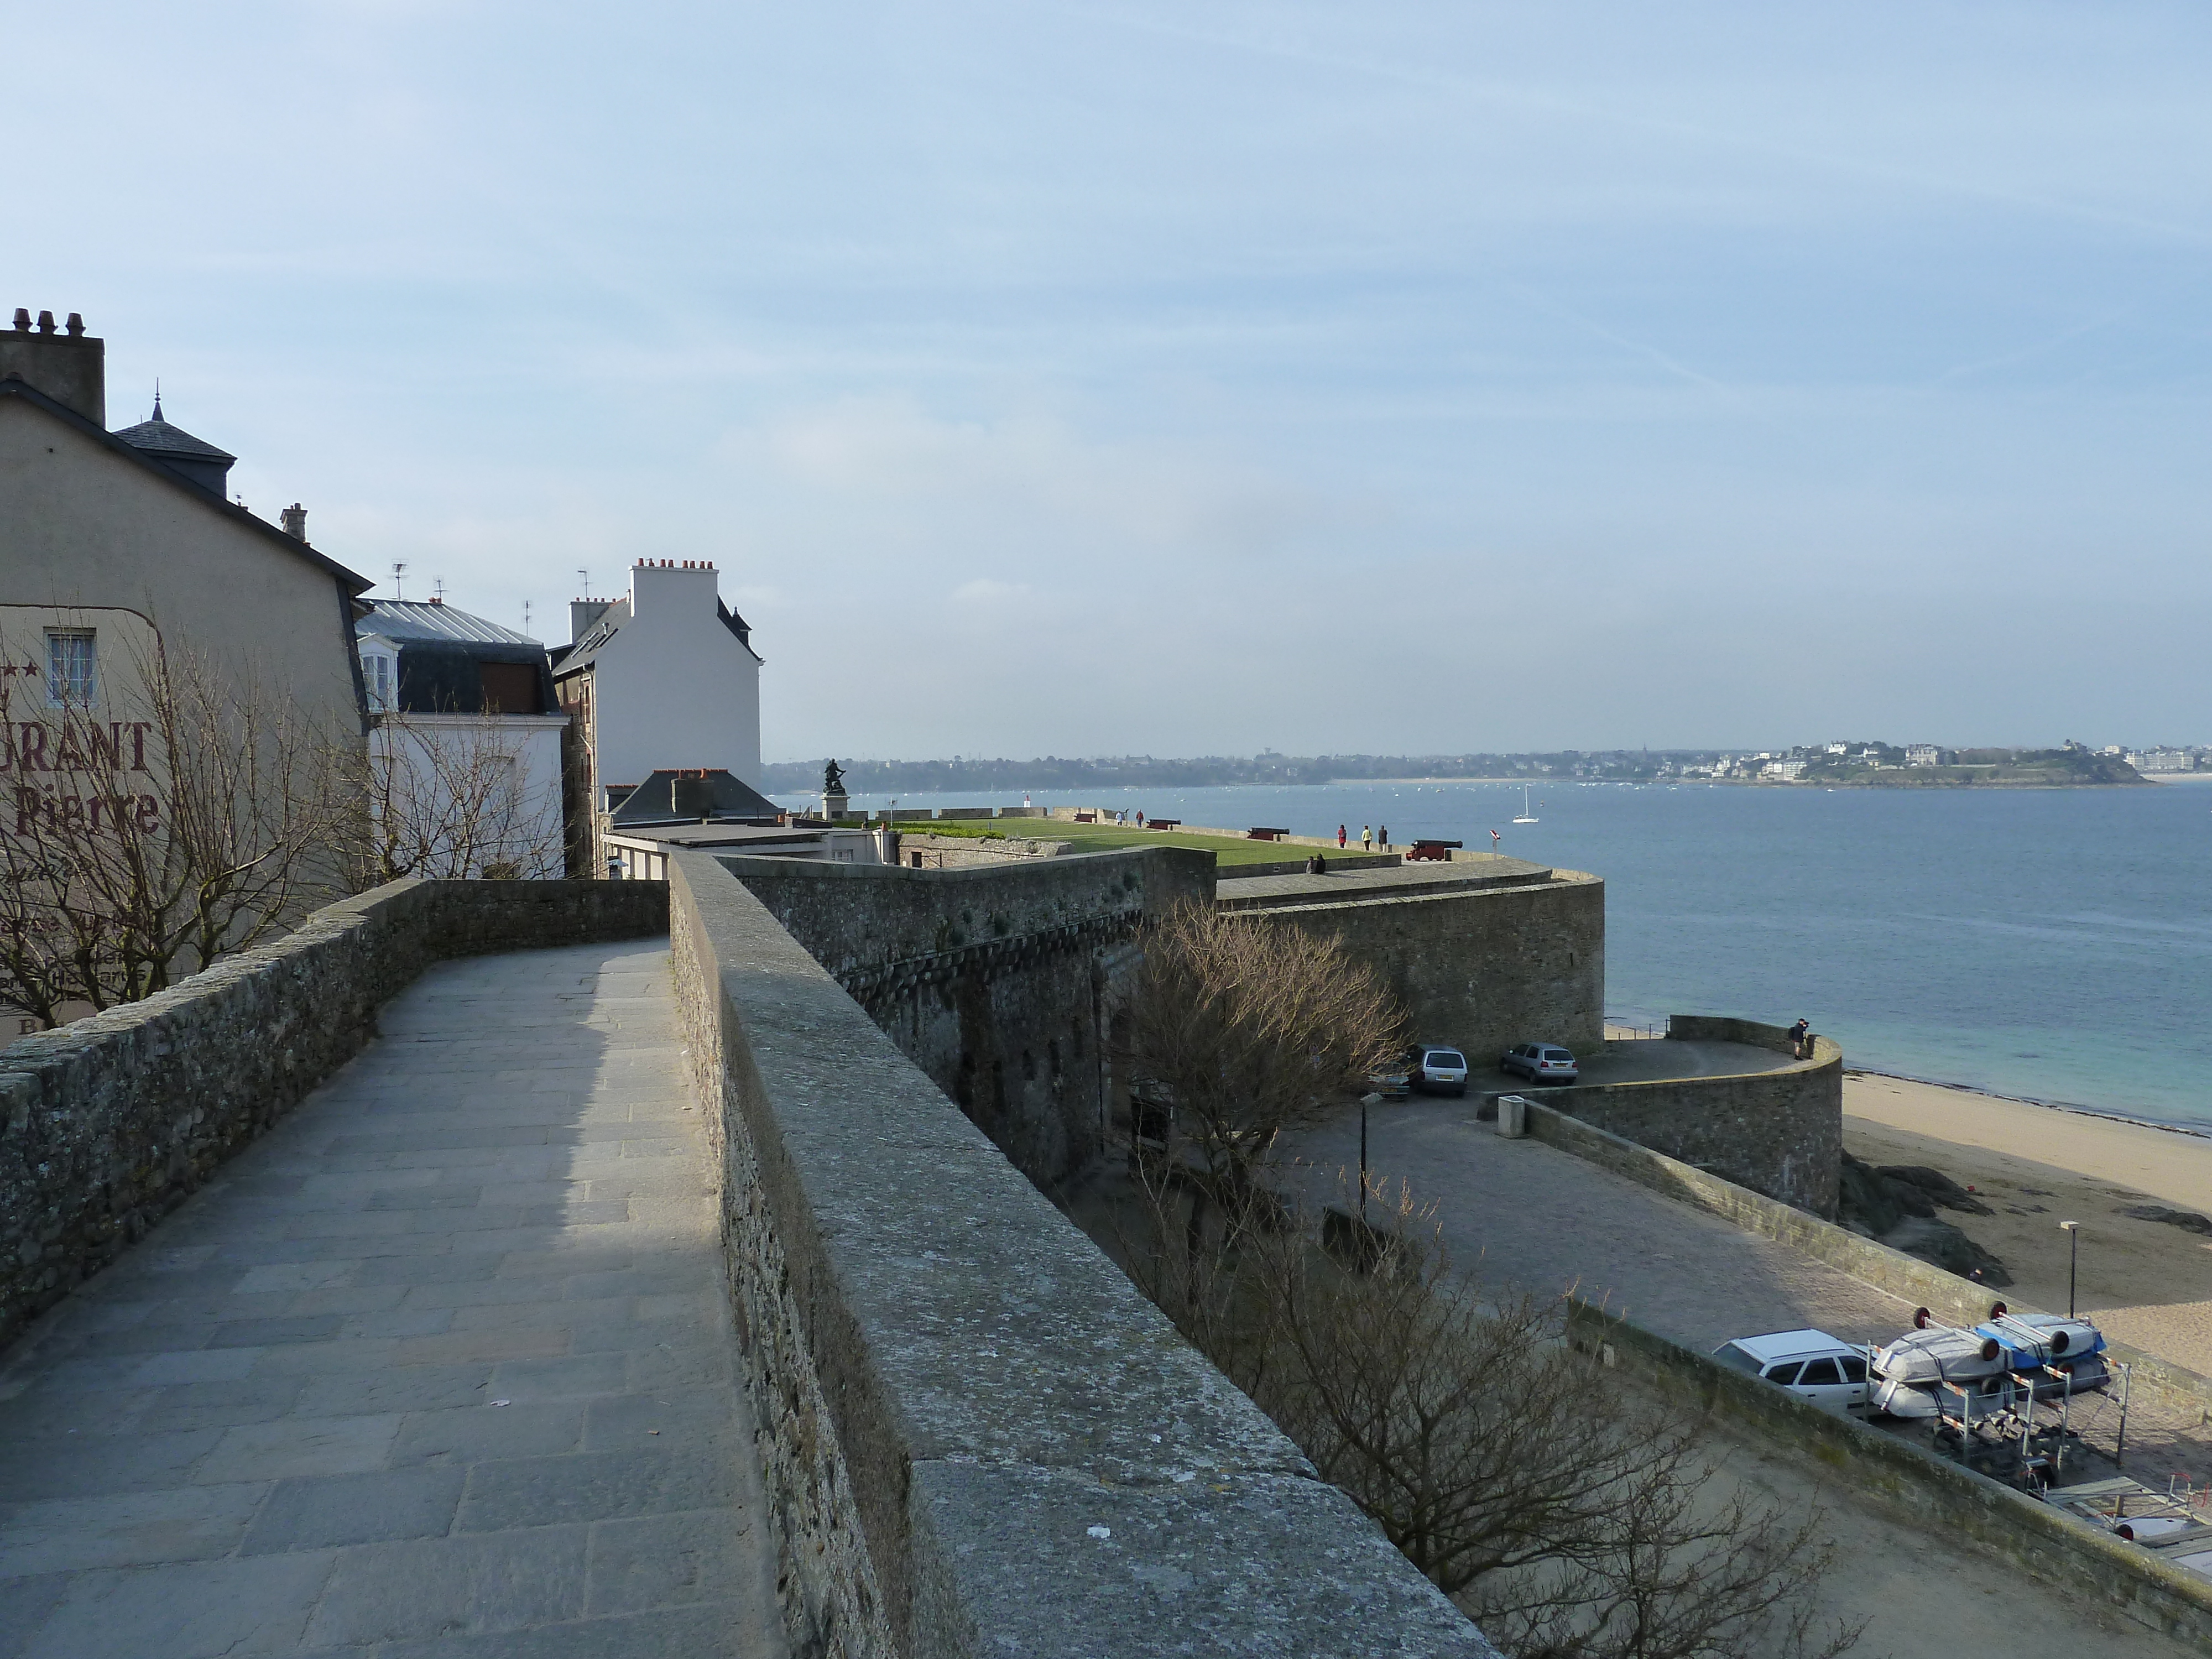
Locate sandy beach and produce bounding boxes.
[1843,1072,2212,1380]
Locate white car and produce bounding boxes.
[1410,1047,1469,1096]
[1712,1329,1871,1416]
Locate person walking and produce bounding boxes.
[1788,1017,1811,1059]
[1361,825,1373,853]
[1379,824,1389,850]
[1338,824,1347,848]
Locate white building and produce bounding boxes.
[1906,744,1941,766]
[552,560,765,828]
[355,600,567,879]
[2129,748,2195,774]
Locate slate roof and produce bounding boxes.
[550,594,757,676]
[112,408,236,464]
[609,769,780,825]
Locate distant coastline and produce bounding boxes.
[762,744,2177,795]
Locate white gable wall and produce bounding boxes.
[589,560,762,791]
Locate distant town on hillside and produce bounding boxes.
[763,740,2203,795]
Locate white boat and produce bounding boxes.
[1512,786,1537,825]
[1870,1311,2110,1419]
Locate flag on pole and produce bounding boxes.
[1491,829,1501,846]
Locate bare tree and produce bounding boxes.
[1118,901,1402,1207]
[0,638,360,1025]
[346,709,565,885]
[1092,1169,1860,1659]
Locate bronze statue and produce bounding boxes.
[823,759,847,795]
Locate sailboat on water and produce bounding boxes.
[1512,786,1538,825]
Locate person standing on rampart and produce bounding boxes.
[1361,825,1373,853]
[1788,1017,1811,1059]
[1338,824,1347,848]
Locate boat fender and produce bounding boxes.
[1913,1308,1932,1329]
[2051,1329,2070,1354]
[1980,1338,2000,1363]
[1989,1301,2008,1320]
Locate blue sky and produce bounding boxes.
[9,2,2210,758]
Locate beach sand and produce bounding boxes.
[1843,1072,2212,1380]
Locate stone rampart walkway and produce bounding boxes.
[0,941,784,1658]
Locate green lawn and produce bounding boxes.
[906,817,1388,868]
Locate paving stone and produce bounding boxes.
[305,1526,590,1645]
[295,1364,495,1417]
[0,1430,221,1503]
[389,1401,586,1468]
[198,1413,402,1481]
[241,1467,467,1553]
[23,1550,338,1658]
[0,943,784,1658]
[0,1483,267,1575]
[458,1448,735,1531]
[585,1510,743,1615]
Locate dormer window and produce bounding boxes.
[361,648,395,711]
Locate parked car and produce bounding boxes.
[1365,1064,1411,1100]
[1712,1329,1870,1416]
[1408,1046,1469,1096]
[1500,1043,1578,1084]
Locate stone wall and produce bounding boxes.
[0,879,667,1349]
[717,848,1213,1189]
[1527,1096,2212,1434]
[665,848,1496,1658]
[1514,1023,1843,1217]
[1563,1300,2212,1646]
[1246,870,1605,1063]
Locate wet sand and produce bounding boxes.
[1843,1073,2212,1381]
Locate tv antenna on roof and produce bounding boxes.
[433,576,446,601]
[522,599,533,636]
[576,567,589,597]
[390,561,407,600]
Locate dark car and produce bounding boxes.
[1501,1043,1578,1084]
[1408,1046,1469,1096]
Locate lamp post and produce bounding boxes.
[1358,1093,1382,1222]
[2059,1220,2080,1318]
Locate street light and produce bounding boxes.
[1358,1093,1383,1222]
[2059,1220,2080,1317]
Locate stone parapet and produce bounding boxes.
[1509,1025,1843,1217]
[665,849,1498,1659]
[0,879,667,1350]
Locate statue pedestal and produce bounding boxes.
[822,790,848,821]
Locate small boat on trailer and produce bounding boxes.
[1870,1306,2111,1420]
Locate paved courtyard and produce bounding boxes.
[0,941,784,1659]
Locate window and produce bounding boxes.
[1762,1361,1803,1386]
[362,653,394,711]
[1841,1356,1867,1383]
[1798,1358,1841,1386]
[46,630,95,705]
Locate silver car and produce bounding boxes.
[1501,1043,1578,1084]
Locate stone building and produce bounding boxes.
[0,308,372,1031]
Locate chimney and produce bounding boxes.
[570,598,614,643]
[280,503,307,540]
[0,306,106,425]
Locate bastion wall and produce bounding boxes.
[714,847,1213,1189]
[1233,871,1606,1063]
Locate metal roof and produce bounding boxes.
[362,600,542,646]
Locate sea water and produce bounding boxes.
[771,780,2212,1131]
